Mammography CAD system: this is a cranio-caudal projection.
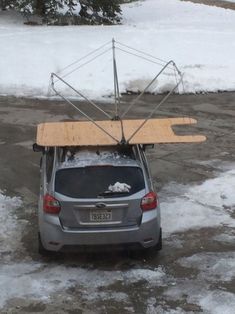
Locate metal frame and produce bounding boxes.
[50,39,184,146]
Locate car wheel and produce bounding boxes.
[144,228,162,256]
[38,232,52,256]
[155,228,162,251]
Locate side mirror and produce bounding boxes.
[32,143,45,153]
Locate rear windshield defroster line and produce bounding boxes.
[55,166,145,198]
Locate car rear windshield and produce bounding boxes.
[55,166,145,198]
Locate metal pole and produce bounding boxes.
[127,75,184,143]
[51,73,112,119]
[50,75,120,144]
[112,38,126,143]
[121,60,178,118]
[112,38,118,118]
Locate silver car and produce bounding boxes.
[35,144,162,254]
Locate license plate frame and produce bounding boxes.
[90,210,112,222]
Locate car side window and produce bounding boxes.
[46,148,54,183]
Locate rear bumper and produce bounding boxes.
[39,209,161,252]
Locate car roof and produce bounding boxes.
[57,147,141,170]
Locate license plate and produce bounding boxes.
[90,210,112,222]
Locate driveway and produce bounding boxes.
[182,0,235,10]
[0,93,234,313]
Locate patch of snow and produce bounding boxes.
[0,263,46,307]
[61,150,134,168]
[188,169,235,209]
[65,150,121,162]
[179,252,235,282]
[199,290,235,314]
[161,169,235,235]
[57,1,81,15]
[164,280,235,314]
[163,251,235,313]
[147,305,185,314]
[0,263,166,308]
[108,182,131,193]
[213,232,235,243]
[21,4,33,14]
[85,291,128,302]
[0,191,24,260]
[1,0,235,98]
[125,267,166,285]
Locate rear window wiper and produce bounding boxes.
[98,191,130,197]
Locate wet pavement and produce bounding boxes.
[182,0,235,10]
[0,93,234,313]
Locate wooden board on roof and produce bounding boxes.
[36,117,206,147]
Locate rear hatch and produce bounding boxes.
[54,165,146,229]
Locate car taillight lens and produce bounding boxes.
[43,194,61,214]
[141,191,158,211]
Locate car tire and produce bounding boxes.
[132,228,162,258]
[155,228,162,251]
[144,228,162,255]
[38,232,52,256]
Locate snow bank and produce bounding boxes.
[161,169,235,235]
[0,0,235,99]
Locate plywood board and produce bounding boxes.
[36,117,206,147]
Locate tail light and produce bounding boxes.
[43,193,61,214]
[141,191,158,211]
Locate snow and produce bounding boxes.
[108,182,131,192]
[199,290,235,314]
[0,0,235,99]
[0,189,166,308]
[0,167,235,311]
[57,1,81,15]
[61,149,134,168]
[213,232,235,243]
[164,251,235,313]
[164,279,235,314]
[179,252,235,282]
[0,191,23,261]
[0,261,166,308]
[161,169,235,235]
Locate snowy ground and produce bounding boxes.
[0,0,235,99]
[0,92,234,313]
[0,165,234,313]
[0,1,235,312]
[161,169,235,234]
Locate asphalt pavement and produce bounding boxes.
[0,93,234,313]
